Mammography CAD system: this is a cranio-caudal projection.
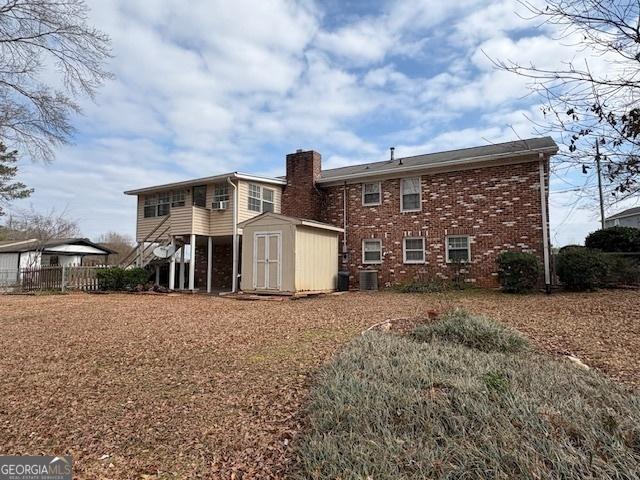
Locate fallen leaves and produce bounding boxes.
[0,289,637,478]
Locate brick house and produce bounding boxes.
[124,137,557,292]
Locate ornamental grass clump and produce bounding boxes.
[410,309,529,354]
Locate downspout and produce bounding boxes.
[538,153,551,293]
[342,181,348,265]
[227,176,238,293]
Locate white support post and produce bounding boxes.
[138,243,144,267]
[169,237,176,291]
[207,236,213,294]
[179,241,185,290]
[189,234,196,291]
[155,264,160,286]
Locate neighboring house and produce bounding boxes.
[125,136,557,293]
[604,206,640,229]
[0,238,115,285]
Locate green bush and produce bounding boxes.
[602,254,640,287]
[410,310,528,354]
[96,267,149,291]
[496,251,540,293]
[556,248,608,291]
[294,331,640,479]
[585,226,640,252]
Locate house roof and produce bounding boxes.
[606,206,640,221]
[124,172,287,195]
[317,137,558,184]
[238,212,344,232]
[0,238,116,255]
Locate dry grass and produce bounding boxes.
[0,289,638,478]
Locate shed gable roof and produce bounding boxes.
[238,212,344,233]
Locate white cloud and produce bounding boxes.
[6,0,614,247]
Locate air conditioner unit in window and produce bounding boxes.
[212,201,229,210]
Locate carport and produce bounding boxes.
[239,213,343,294]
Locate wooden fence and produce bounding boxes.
[0,266,101,292]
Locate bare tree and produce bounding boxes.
[0,0,112,161]
[494,0,640,203]
[2,206,79,240]
[93,231,133,265]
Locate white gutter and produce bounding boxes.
[539,154,551,291]
[227,176,238,293]
[317,146,558,185]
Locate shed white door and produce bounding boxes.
[253,232,281,290]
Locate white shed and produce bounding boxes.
[239,213,343,294]
[0,238,115,285]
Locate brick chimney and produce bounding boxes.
[281,149,323,220]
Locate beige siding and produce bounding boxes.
[240,216,295,293]
[136,196,169,243]
[135,181,236,240]
[294,226,339,292]
[240,215,340,294]
[237,180,282,223]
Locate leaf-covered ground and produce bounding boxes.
[0,289,637,478]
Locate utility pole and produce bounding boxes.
[595,140,605,229]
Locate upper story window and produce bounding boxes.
[446,235,471,263]
[143,195,157,218]
[248,184,275,213]
[362,182,381,206]
[157,192,170,216]
[213,184,229,205]
[192,185,207,207]
[171,190,186,208]
[362,239,382,264]
[143,193,170,218]
[403,237,425,264]
[401,177,421,212]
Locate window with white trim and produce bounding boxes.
[248,183,275,213]
[213,184,229,204]
[446,236,471,263]
[171,190,186,208]
[403,237,425,263]
[362,182,381,206]
[263,188,274,212]
[401,177,421,212]
[362,239,382,264]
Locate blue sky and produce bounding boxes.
[9,0,630,245]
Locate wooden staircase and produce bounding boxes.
[119,216,172,269]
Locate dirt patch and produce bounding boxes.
[0,289,637,478]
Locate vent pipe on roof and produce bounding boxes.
[390,147,396,163]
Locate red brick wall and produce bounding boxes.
[281,150,323,221]
[194,241,233,290]
[317,158,549,288]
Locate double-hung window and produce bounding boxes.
[401,177,421,212]
[192,185,207,207]
[446,236,471,263]
[248,184,275,213]
[213,184,229,205]
[403,237,425,263]
[171,190,186,208]
[362,239,382,264]
[157,192,170,216]
[143,195,157,218]
[362,182,381,206]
